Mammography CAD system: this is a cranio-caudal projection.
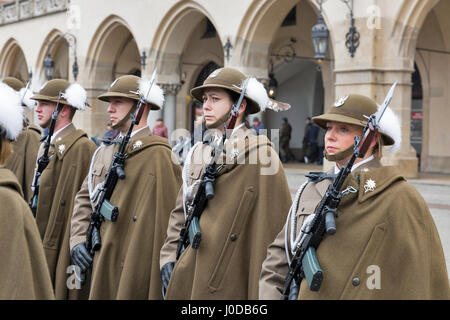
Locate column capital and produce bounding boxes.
[158,83,182,95]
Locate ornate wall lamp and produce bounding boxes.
[43,32,79,81]
[311,0,329,63]
[341,0,360,57]
[140,50,147,71]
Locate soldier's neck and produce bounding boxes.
[53,119,72,134]
[120,121,149,136]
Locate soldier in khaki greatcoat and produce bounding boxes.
[69,75,182,299]
[1,77,41,202]
[160,67,293,299]
[260,94,450,299]
[0,82,54,299]
[30,79,97,299]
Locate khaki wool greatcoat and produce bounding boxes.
[0,168,54,299]
[259,159,450,299]
[35,123,97,299]
[161,127,292,299]
[70,127,182,299]
[3,124,41,202]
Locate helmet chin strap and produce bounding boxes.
[323,145,354,162]
[108,103,137,131]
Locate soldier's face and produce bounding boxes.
[107,97,134,128]
[35,100,57,128]
[202,88,233,129]
[325,121,362,155]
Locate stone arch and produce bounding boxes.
[149,0,222,82]
[35,29,69,81]
[149,1,224,133]
[0,38,29,82]
[83,15,141,137]
[235,0,335,161]
[235,0,335,74]
[392,0,439,59]
[85,15,140,88]
[412,0,450,173]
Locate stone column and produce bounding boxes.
[156,83,181,139]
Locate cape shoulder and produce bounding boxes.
[54,129,94,160]
[125,135,172,156]
[0,168,23,197]
[27,124,42,136]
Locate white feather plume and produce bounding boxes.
[138,79,165,109]
[376,104,402,154]
[0,82,24,140]
[245,77,269,111]
[19,87,36,110]
[63,83,88,110]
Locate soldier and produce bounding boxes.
[30,79,97,299]
[0,82,54,299]
[69,75,182,299]
[259,94,450,299]
[280,117,293,163]
[160,67,293,299]
[1,77,41,202]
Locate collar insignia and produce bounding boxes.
[132,140,143,150]
[58,144,66,154]
[364,178,376,193]
[334,95,349,107]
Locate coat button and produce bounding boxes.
[230,234,238,241]
[133,216,137,222]
[60,200,66,206]
[352,277,360,286]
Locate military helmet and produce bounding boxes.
[31,79,88,110]
[190,67,265,114]
[2,77,25,91]
[97,75,162,110]
[312,94,396,146]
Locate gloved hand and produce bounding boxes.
[161,261,175,299]
[71,242,93,273]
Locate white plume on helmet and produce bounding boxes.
[63,83,88,110]
[245,77,269,112]
[376,104,402,154]
[0,82,24,141]
[242,77,291,112]
[138,79,165,109]
[19,87,37,110]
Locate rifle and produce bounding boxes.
[175,77,250,259]
[281,82,398,300]
[29,92,63,216]
[85,69,158,255]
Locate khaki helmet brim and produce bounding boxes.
[190,68,261,114]
[31,93,71,107]
[312,112,395,146]
[97,92,160,110]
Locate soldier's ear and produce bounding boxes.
[238,98,247,115]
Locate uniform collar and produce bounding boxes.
[51,122,74,143]
[334,155,375,174]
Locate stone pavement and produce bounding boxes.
[282,162,450,279]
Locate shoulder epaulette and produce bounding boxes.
[305,172,337,183]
